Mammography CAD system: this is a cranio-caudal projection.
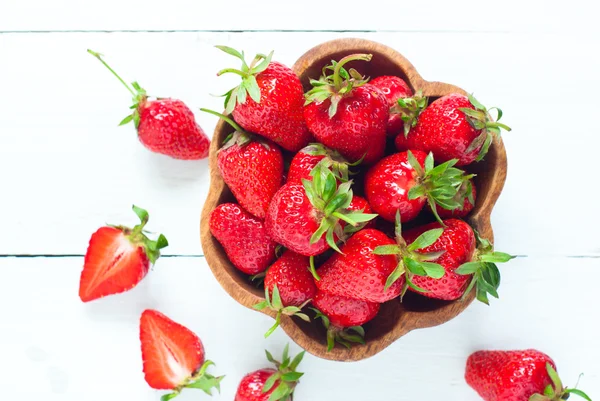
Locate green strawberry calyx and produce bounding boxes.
[304,54,373,117]
[215,46,274,115]
[87,49,148,128]
[459,93,512,162]
[373,211,447,298]
[261,344,305,401]
[391,90,429,138]
[301,143,355,182]
[200,108,271,151]
[111,205,168,265]
[311,307,365,352]
[455,230,515,305]
[160,360,225,400]
[253,285,311,338]
[406,150,475,225]
[529,363,592,401]
[302,162,378,262]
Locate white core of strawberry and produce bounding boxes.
[163,343,190,387]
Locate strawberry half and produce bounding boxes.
[79,205,168,302]
[140,310,223,400]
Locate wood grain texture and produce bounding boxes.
[200,38,507,361]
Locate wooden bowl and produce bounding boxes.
[200,38,507,361]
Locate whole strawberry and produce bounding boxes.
[364,150,473,223]
[312,291,380,351]
[88,50,210,160]
[287,143,352,184]
[403,218,514,302]
[216,47,312,152]
[254,251,316,337]
[79,205,167,302]
[433,179,476,219]
[304,54,388,165]
[209,203,277,275]
[265,164,377,257]
[465,349,591,401]
[202,109,283,219]
[140,309,223,399]
[235,344,304,401]
[395,93,510,165]
[369,75,417,136]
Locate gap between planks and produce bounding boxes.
[0,29,512,34]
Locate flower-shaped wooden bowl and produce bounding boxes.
[200,38,507,361]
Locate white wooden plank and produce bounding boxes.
[1,32,599,256]
[0,256,597,399]
[1,0,598,33]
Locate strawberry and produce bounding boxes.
[216,47,312,152]
[315,228,404,303]
[209,203,277,275]
[304,54,388,165]
[254,251,316,337]
[465,349,591,401]
[364,150,473,223]
[402,218,514,302]
[235,344,305,401]
[265,164,377,257]
[139,309,223,399]
[87,50,210,160]
[202,109,283,219]
[369,75,419,136]
[287,143,352,184]
[79,205,167,302]
[434,179,476,219]
[395,93,510,166]
[312,291,379,351]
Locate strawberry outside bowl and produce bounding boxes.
[200,38,508,362]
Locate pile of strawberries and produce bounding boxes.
[207,47,514,350]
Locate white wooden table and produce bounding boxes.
[1,1,599,399]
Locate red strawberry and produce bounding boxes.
[235,344,304,401]
[140,309,223,399]
[315,228,403,303]
[79,205,167,302]
[434,179,476,219]
[287,143,351,184]
[370,75,415,136]
[395,93,510,166]
[88,50,210,160]
[304,54,388,165]
[364,150,473,223]
[209,203,277,275]
[404,219,514,302]
[265,164,377,257]
[312,291,380,351]
[254,251,316,337]
[465,349,591,401]
[216,47,312,152]
[202,109,283,219]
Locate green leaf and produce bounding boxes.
[480,252,515,263]
[282,344,289,365]
[244,75,261,103]
[289,350,305,370]
[132,204,149,224]
[406,276,428,293]
[215,45,245,61]
[385,262,405,290]
[546,363,562,390]
[476,133,493,162]
[225,86,239,114]
[350,326,365,337]
[481,263,501,290]
[528,394,550,401]
[119,114,134,126]
[566,389,593,401]
[407,228,444,251]
[281,372,304,382]
[465,131,488,154]
[419,262,445,279]
[271,285,283,310]
[476,288,490,305]
[265,349,275,363]
[310,218,330,245]
[394,211,402,238]
[160,392,179,401]
[268,382,290,401]
[467,93,486,110]
[455,262,482,275]
[323,173,339,203]
[237,82,247,104]
[543,384,555,397]
[342,212,378,223]
[253,301,268,310]
[262,372,280,393]
[424,152,434,172]
[408,185,427,200]
[326,227,342,254]
[264,312,281,338]
[372,245,401,255]
[404,258,427,276]
[406,150,424,176]
[154,234,169,250]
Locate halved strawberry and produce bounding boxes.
[78,205,168,302]
[140,309,223,400]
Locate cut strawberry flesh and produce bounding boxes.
[140,310,205,390]
[79,227,148,302]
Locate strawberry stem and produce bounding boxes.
[87,49,136,97]
[216,68,246,77]
[309,256,320,280]
[332,54,372,90]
